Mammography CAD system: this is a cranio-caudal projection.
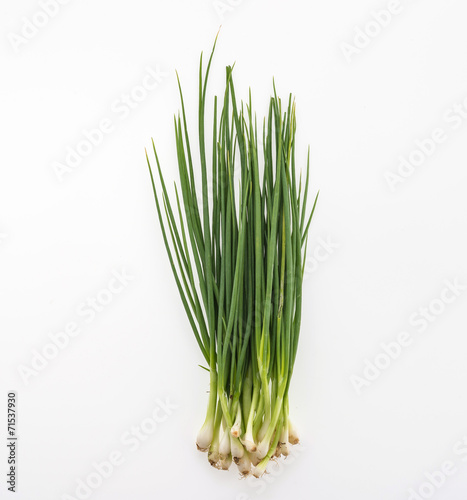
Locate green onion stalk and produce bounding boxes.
[146,36,318,478]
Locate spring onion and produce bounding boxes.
[146,37,319,477]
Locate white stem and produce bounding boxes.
[241,428,257,453]
[230,435,244,463]
[196,417,214,452]
[236,452,251,476]
[288,418,299,445]
[219,453,232,470]
[231,404,242,438]
[208,449,220,468]
[219,426,231,460]
[279,423,289,456]
[208,432,220,468]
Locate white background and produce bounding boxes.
[1,1,467,499]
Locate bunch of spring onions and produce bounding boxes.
[146,39,318,477]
